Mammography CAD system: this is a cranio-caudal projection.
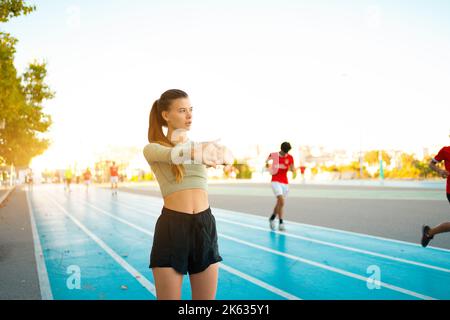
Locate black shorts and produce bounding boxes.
[447,193,450,204]
[149,206,223,275]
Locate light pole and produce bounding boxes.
[378,149,384,183]
[359,126,363,180]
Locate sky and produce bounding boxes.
[2,0,450,170]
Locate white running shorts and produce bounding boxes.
[110,176,119,184]
[271,181,289,198]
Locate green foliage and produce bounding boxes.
[317,153,441,180]
[233,159,253,179]
[384,155,440,179]
[318,161,370,178]
[143,172,154,181]
[415,156,438,178]
[0,2,54,167]
[364,150,391,166]
[0,0,35,23]
[23,62,55,107]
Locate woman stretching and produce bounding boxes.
[143,89,232,300]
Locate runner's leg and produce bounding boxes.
[278,195,285,221]
[270,182,281,220]
[428,223,450,237]
[422,193,450,246]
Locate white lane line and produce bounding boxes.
[43,194,157,297]
[218,264,301,300]
[116,189,450,253]
[217,233,435,300]
[64,196,301,300]
[213,218,450,273]
[113,196,450,274]
[77,194,435,300]
[26,190,53,300]
[214,206,450,254]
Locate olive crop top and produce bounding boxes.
[142,140,208,197]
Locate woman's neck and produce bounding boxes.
[167,128,188,145]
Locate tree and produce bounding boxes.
[384,152,423,179]
[233,159,252,179]
[0,0,35,23]
[0,1,54,166]
[0,60,54,166]
[364,150,391,166]
[415,156,438,179]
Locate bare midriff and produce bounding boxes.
[163,188,209,214]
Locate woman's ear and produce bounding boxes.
[161,110,169,122]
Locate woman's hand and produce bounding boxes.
[202,141,220,168]
[195,139,234,168]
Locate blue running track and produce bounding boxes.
[26,185,450,300]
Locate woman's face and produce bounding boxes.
[162,97,193,132]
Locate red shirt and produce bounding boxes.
[267,152,294,184]
[434,146,450,193]
[110,166,119,177]
[83,171,91,180]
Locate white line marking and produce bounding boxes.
[76,192,435,300]
[217,233,435,300]
[26,190,53,300]
[119,189,450,253]
[210,206,450,253]
[213,218,450,273]
[112,195,450,273]
[65,195,301,300]
[43,194,157,297]
[218,264,301,300]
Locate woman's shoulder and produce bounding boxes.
[143,142,170,152]
[143,142,174,164]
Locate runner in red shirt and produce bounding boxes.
[421,143,450,247]
[110,161,119,195]
[266,142,296,231]
[83,168,92,193]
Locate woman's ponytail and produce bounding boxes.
[148,92,187,183]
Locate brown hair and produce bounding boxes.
[148,89,188,183]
